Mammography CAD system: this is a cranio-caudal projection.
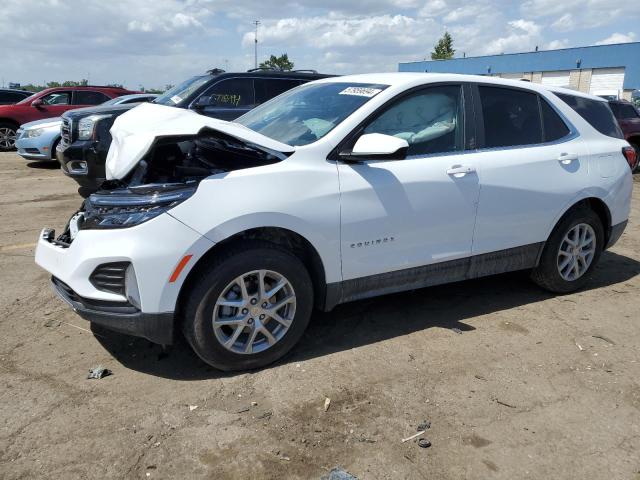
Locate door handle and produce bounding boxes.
[446,165,476,176]
[558,153,579,164]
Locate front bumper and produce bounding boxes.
[35,211,215,344]
[51,276,174,344]
[57,140,107,191]
[16,133,58,160]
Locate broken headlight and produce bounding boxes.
[81,185,196,229]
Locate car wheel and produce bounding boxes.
[531,207,604,293]
[0,123,17,151]
[182,241,314,371]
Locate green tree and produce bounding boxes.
[431,32,455,60]
[259,53,294,71]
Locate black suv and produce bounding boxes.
[0,88,32,105]
[58,69,332,194]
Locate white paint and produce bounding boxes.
[541,70,571,89]
[589,67,625,97]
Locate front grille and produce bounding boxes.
[89,262,129,296]
[52,276,137,312]
[61,117,72,146]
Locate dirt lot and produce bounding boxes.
[1,151,639,480]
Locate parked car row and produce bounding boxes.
[56,69,332,193]
[35,73,634,371]
[0,85,139,151]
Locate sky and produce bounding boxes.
[1,0,638,90]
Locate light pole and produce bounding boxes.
[253,20,260,69]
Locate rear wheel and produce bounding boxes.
[531,207,604,293]
[0,123,17,151]
[182,242,313,371]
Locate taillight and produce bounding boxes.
[622,146,637,170]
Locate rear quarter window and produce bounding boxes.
[557,93,623,139]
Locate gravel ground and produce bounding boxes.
[1,152,639,480]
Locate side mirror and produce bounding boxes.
[194,95,212,108]
[31,98,44,107]
[340,133,409,161]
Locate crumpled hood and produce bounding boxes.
[106,103,295,180]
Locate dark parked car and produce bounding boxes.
[0,89,32,105]
[609,100,640,172]
[58,69,333,194]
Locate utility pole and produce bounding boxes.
[253,20,260,69]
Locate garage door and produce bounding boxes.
[589,67,625,97]
[541,71,571,88]
[500,73,524,80]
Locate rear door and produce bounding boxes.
[470,84,590,255]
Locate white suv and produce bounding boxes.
[35,73,634,371]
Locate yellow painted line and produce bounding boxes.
[0,242,36,252]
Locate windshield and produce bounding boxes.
[153,75,213,106]
[236,82,388,146]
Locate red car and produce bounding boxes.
[0,86,138,151]
[609,100,640,172]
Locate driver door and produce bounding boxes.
[338,84,481,284]
[35,91,74,118]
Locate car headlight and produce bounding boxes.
[78,114,112,140]
[79,185,196,229]
[25,128,44,138]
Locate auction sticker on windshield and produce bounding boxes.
[339,87,383,97]
[170,95,182,104]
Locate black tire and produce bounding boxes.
[0,122,18,151]
[531,207,604,293]
[181,241,314,371]
[50,138,61,163]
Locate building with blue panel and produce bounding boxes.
[399,42,640,100]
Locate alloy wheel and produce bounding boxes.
[557,223,596,281]
[212,269,296,354]
[0,127,17,149]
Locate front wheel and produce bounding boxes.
[531,207,604,293]
[182,242,314,371]
[0,123,17,151]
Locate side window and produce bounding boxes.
[204,79,255,108]
[0,92,27,104]
[74,90,110,105]
[540,98,570,142]
[363,85,463,156]
[557,93,623,139]
[479,86,542,148]
[254,79,301,104]
[620,104,640,119]
[40,91,71,105]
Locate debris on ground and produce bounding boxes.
[321,467,359,480]
[592,335,615,345]
[324,397,331,412]
[417,420,431,431]
[188,405,198,411]
[418,438,431,448]
[87,366,112,379]
[401,430,426,443]
[495,399,517,409]
[256,410,273,420]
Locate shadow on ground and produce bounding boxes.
[95,250,640,380]
[26,160,60,169]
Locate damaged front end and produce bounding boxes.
[56,126,290,245]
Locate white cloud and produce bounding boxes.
[594,32,637,45]
[417,0,448,17]
[482,19,541,54]
[545,39,569,50]
[550,13,575,32]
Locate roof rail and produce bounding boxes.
[246,66,281,72]
[207,68,226,74]
[291,69,318,74]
